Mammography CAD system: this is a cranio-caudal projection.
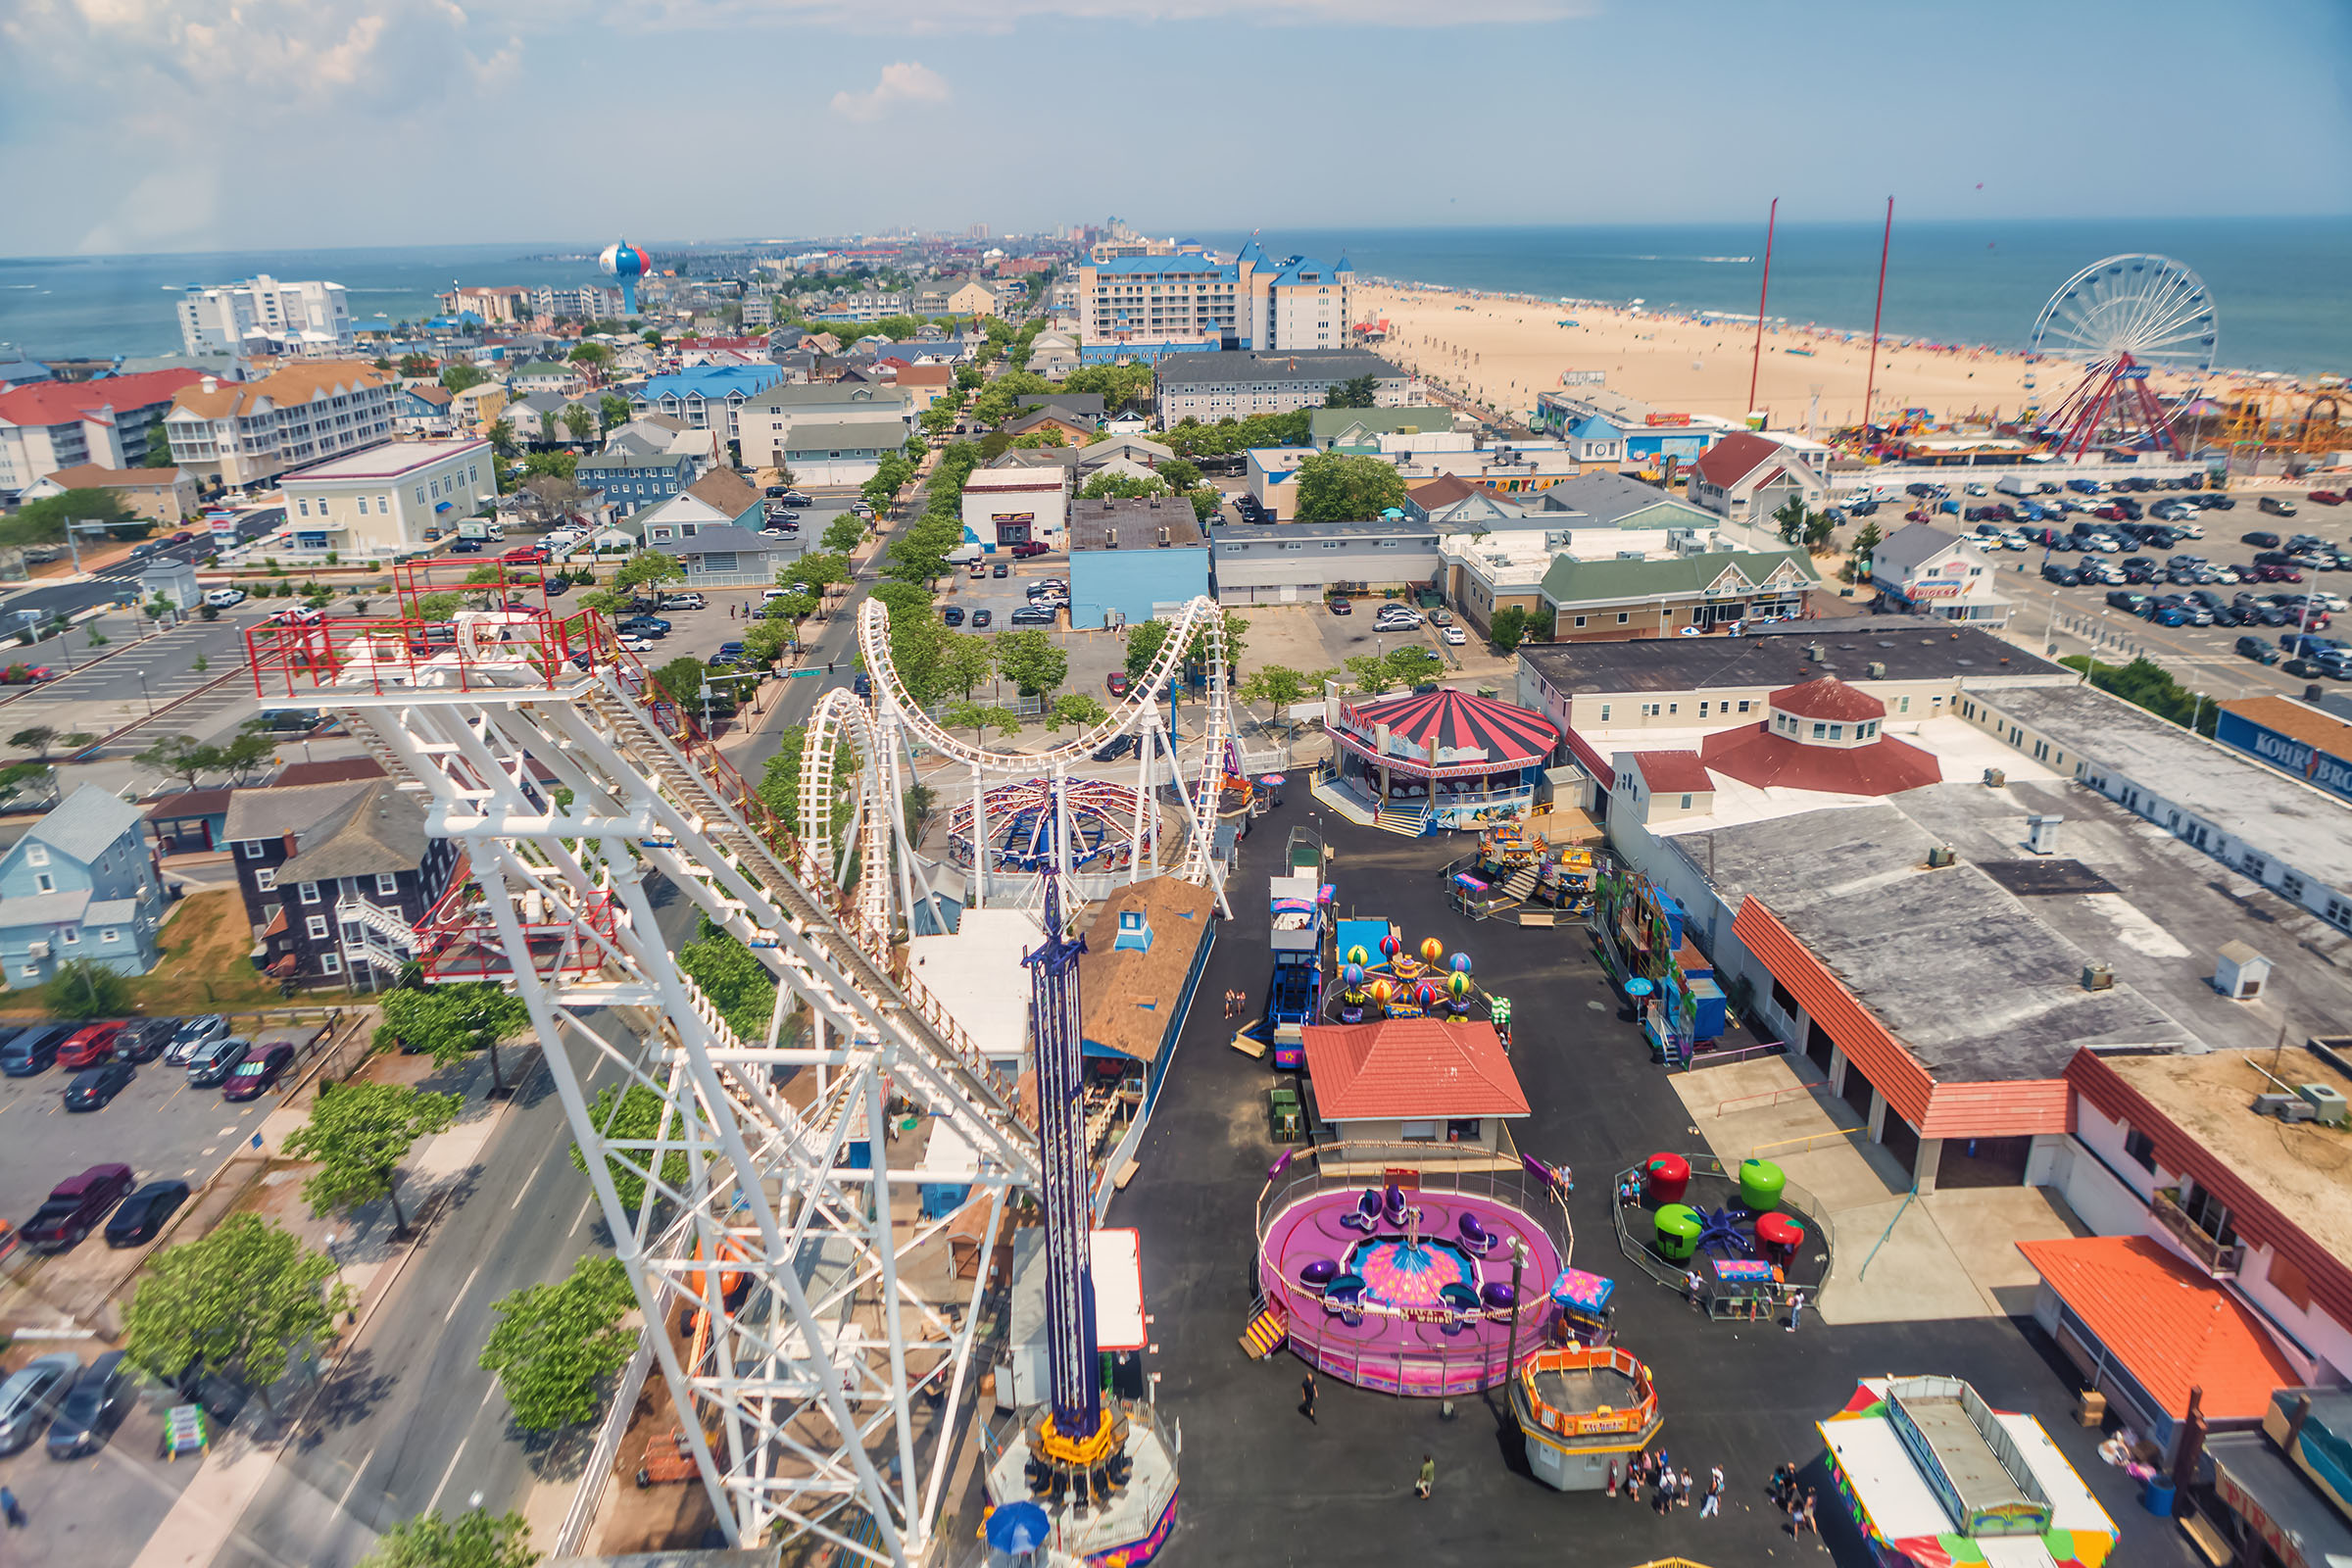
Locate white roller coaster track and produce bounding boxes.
[258,612,1062,1566]
[798,592,1239,933]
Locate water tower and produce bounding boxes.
[599,240,650,316]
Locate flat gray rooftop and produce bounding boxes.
[1520,619,2064,697]
[1970,683,2352,891]
[1675,772,2352,1075]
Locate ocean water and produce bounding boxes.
[4,220,2346,376]
[1200,219,2352,377]
[0,243,610,362]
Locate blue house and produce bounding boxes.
[0,786,167,984]
[575,450,696,514]
[627,367,786,451]
[1064,496,1211,631]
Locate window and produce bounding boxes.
[2267,1250,2314,1313]
[24,843,47,867]
[1616,612,1630,624]
[299,881,320,905]
[241,840,265,859]
[1898,697,1911,713]
[356,496,368,514]
[1573,615,1588,628]
[21,963,36,977]
[255,868,277,891]
[1679,794,1693,809]
[100,928,119,943]
[1829,724,1844,740]
[2122,1127,2156,1170]
[1598,704,1611,722]
[320,953,343,976]
[60,926,78,945]
[2281,873,2307,900]
[2180,1185,2236,1249]
[1770,976,1798,1019]
[416,486,427,504]
[1399,1119,1441,1143]
[375,872,400,897]
[1738,701,1753,714]
[379,495,390,513]
[1812,722,1828,739]
[297,497,311,516]
[305,913,329,940]
[1699,702,1710,717]
[33,873,52,894]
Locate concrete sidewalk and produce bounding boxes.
[1668,1054,2087,1325]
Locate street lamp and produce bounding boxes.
[137,670,153,717]
[1501,1235,1530,1394]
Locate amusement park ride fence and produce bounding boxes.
[1609,1154,1835,1312]
[1256,1146,1575,1397]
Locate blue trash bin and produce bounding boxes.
[2142,1476,2177,1516]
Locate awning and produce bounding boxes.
[435,501,454,513]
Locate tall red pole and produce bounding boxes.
[1862,197,1893,439]
[1747,197,1778,418]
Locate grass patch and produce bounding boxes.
[0,889,283,1018]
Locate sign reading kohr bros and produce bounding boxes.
[2215,707,2352,803]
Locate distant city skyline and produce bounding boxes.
[0,0,2345,258]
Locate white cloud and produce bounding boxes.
[642,0,1585,27]
[829,61,951,122]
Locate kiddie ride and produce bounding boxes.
[1264,871,1328,1070]
[1325,925,1501,1040]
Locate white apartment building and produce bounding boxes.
[279,440,495,559]
[0,369,199,504]
[736,383,913,470]
[163,363,396,490]
[1242,251,1352,353]
[177,275,354,358]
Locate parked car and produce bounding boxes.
[0,1354,80,1455]
[448,539,484,555]
[22,1165,134,1253]
[45,1350,129,1459]
[970,609,993,629]
[1092,735,1138,762]
[105,1179,191,1248]
[1327,598,1351,615]
[500,546,549,564]
[2105,591,2149,613]
[2308,491,2344,506]
[940,606,965,627]
[167,1014,227,1065]
[992,562,1011,578]
[1105,671,1130,697]
[615,615,670,637]
[2235,635,2282,664]
[57,1022,124,1071]
[1443,624,1467,646]
[1009,541,1051,558]
[115,1017,176,1063]
[185,1037,250,1089]
[221,1041,295,1102]
[1008,606,1057,626]
[204,587,247,609]
[1,1025,71,1077]
[2040,564,2082,586]
[63,1062,135,1111]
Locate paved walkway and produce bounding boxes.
[1670,1055,2087,1324]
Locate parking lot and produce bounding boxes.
[0,1385,206,1568]
[1,1021,320,1306]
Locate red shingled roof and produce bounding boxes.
[1689,431,1787,487]
[2015,1235,2299,1422]
[0,368,202,428]
[1300,1019,1528,1122]
[1700,723,1940,795]
[1771,676,1885,722]
[1630,751,1713,795]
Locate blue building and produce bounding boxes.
[1063,497,1210,630]
[0,786,167,984]
[627,366,786,450]
[575,450,696,513]
[2215,697,2352,804]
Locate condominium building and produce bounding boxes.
[279,439,495,558]
[177,275,354,358]
[627,366,787,451]
[163,363,397,489]
[1155,349,1411,423]
[0,368,202,503]
[1073,240,1352,362]
[1236,241,1352,354]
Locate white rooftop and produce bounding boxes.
[284,439,489,483]
[907,907,1041,1065]
[1590,714,2064,834]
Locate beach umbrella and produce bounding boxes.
[1380,507,1405,519]
[986,1501,1052,1555]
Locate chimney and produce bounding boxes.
[201,375,219,393]
[2026,814,2063,854]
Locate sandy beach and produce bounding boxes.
[1361,284,2212,436]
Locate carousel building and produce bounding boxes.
[1317,687,1563,834]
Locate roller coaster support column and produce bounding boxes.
[970,761,988,909]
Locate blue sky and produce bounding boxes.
[1,0,2345,255]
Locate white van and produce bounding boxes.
[945,543,985,566]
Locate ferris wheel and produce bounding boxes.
[2027,254,2217,460]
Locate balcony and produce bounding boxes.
[2151,1187,2245,1276]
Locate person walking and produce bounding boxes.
[1797,1488,1819,1538]
[1415,1453,1435,1500]
[1299,1370,1317,1425]
[1605,1458,1619,1498]
[1787,1289,1807,1333]
[1685,1269,1704,1310]
[0,1486,24,1528]
[1701,1466,1723,1518]
[1680,1467,1694,1507]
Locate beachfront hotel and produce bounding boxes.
[1073,236,1353,363]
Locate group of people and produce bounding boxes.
[1222,988,1250,1019]
[1772,1462,1822,1538]
[1603,1449,1724,1518]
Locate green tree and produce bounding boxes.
[1345,653,1395,695]
[216,728,276,784]
[612,551,685,594]
[822,514,866,553]
[1157,458,1202,492]
[678,918,776,1041]
[487,418,517,458]
[870,578,936,624]
[1849,517,1885,565]
[992,627,1066,698]
[478,1254,636,1431]
[9,724,59,760]
[598,393,630,431]
[1488,605,1532,652]
[1773,495,1813,546]
[1294,450,1407,523]
[2059,655,2221,737]
[521,449,577,482]
[123,1214,353,1404]
[567,1082,690,1218]
[1384,645,1445,687]
[44,956,130,1020]
[1322,373,1380,409]
[413,592,464,622]
[0,488,137,550]
[1123,617,1174,682]
[144,423,175,468]
[561,404,596,445]
[935,631,995,702]
[758,724,853,838]
[955,364,984,392]
[918,400,961,438]
[941,700,1019,747]
[1078,472,1169,502]
[1059,363,1154,414]
[355,1508,536,1568]
[792,551,854,596]
[399,353,438,377]
[440,364,489,394]
[1045,693,1108,732]
[651,654,711,710]
[137,733,217,789]
[282,1081,464,1236]
[376,982,531,1096]
[1240,665,1316,710]
[567,341,612,371]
